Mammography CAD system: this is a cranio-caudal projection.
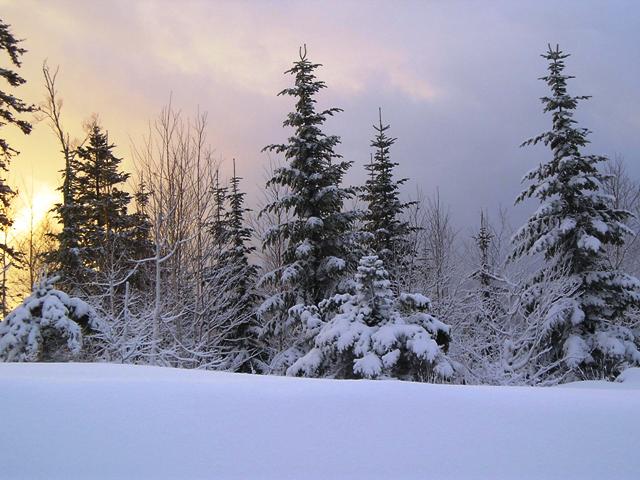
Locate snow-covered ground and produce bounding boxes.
[1,363,639,480]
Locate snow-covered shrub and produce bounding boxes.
[498,263,640,385]
[287,255,453,381]
[0,275,100,362]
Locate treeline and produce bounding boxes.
[0,20,638,385]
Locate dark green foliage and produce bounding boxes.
[75,123,132,266]
[50,154,84,287]
[471,211,505,305]
[260,46,357,309]
[0,18,34,258]
[129,178,154,262]
[360,109,415,287]
[210,169,228,250]
[218,161,260,371]
[50,122,152,289]
[222,161,257,301]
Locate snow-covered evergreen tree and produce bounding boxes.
[57,120,154,297]
[203,165,259,370]
[512,45,640,379]
[210,168,228,251]
[258,46,357,371]
[360,109,414,287]
[49,153,84,288]
[473,212,494,292]
[128,178,154,270]
[0,19,34,260]
[0,274,100,361]
[113,177,154,295]
[288,255,453,381]
[451,211,510,382]
[75,122,135,272]
[471,211,507,313]
[217,160,260,372]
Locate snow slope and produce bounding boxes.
[0,363,638,480]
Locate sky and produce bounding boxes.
[2,0,640,233]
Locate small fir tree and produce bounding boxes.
[210,168,228,252]
[129,177,154,262]
[219,160,260,371]
[360,109,414,288]
[287,255,453,381]
[460,211,508,365]
[125,177,154,289]
[471,211,507,310]
[0,274,101,361]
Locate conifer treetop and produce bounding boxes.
[360,108,414,277]
[512,44,630,270]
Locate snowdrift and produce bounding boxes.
[0,363,638,480]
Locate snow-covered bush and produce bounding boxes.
[496,262,640,385]
[287,256,453,381]
[0,275,100,362]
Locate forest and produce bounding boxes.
[0,17,638,387]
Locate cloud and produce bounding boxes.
[2,0,639,231]
[121,1,440,101]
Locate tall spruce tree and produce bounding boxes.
[360,108,414,288]
[49,148,84,289]
[258,46,357,369]
[0,19,34,259]
[76,124,125,266]
[73,122,138,279]
[512,45,640,379]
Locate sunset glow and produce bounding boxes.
[1,0,638,227]
[10,185,57,238]
[0,3,638,478]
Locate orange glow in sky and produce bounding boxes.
[1,0,639,230]
[10,184,58,238]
